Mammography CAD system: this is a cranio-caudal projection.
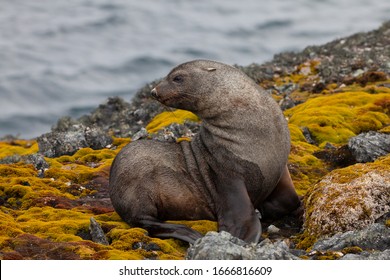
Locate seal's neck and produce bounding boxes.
[193,107,257,163]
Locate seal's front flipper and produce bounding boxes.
[137,219,203,244]
[214,176,261,244]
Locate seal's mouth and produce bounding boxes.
[150,87,177,104]
[151,87,159,99]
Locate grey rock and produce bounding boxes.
[186,231,299,260]
[342,249,390,260]
[37,124,112,157]
[348,131,390,162]
[267,225,280,234]
[89,217,109,245]
[150,122,198,143]
[312,223,390,252]
[186,231,251,260]
[132,242,161,251]
[23,153,50,177]
[77,96,136,138]
[0,154,22,164]
[239,21,390,87]
[39,92,163,144]
[279,96,295,111]
[0,153,49,177]
[302,127,317,145]
[84,126,112,150]
[254,239,299,260]
[132,128,149,141]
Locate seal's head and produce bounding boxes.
[150,60,231,113]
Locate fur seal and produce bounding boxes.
[109,60,301,244]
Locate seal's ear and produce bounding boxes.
[204,67,216,72]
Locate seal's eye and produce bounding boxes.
[172,75,184,83]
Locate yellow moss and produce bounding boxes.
[0,163,81,209]
[294,233,317,251]
[285,91,390,146]
[288,124,307,142]
[271,94,283,103]
[146,238,188,260]
[95,211,122,222]
[0,163,37,178]
[176,137,191,143]
[105,227,183,259]
[74,243,102,259]
[94,212,130,229]
[107,227,149,251]
[0,140,39,160]
[341,81,390,94]
[146,109,200,133]
[16,207,91,242]
[43,147,117,186]
[379,126,390,133]
[341,246,363,255]
[55,147,116,165]
[316,252,342,260]
[0,208,24,241]
[288,139,327,196]
[44,163,95,184]
[101,249,145,260]
[112,137,131,148]
[291,91,320,105]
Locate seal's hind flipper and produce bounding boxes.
[137,219,203,244]
[260,165,301,220]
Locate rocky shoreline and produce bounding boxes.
[0,21,389,260]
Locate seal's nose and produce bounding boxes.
[151,87,158,98]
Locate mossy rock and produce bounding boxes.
[285,91,390,147]
[303,154,390,242]
[288,128,328,196]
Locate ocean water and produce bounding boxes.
[1,0,389,139]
